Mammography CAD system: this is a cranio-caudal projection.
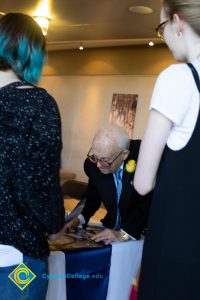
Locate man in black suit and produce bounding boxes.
[67,125,152,244]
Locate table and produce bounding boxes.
[46,199,144,300]
[46,238,144,300]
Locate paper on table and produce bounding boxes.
[49,224,106,250]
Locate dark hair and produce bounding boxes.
[163,0,200,35]
[0,13,46,84]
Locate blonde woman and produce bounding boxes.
[134,1,200,299]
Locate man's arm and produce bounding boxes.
[81,177,102,224]
[66,159,103,232]
[91,192,152,244]
[66,176,102,231]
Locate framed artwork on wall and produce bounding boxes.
[109,93,138,138]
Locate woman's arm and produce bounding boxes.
[133,109,172,195]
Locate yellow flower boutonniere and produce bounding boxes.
[125,160,136,173]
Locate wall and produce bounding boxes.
[40,45,176,181]
[43,45,175,76]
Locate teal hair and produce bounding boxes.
[16,37,46,84]
[0,13,46,84]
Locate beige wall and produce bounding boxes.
[43,45,175,76]
[40,45,176,181]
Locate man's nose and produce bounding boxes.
[97,161,102,168]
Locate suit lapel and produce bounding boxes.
[120,167,134,203]
[120,140,140,204]
[119,157,135,218]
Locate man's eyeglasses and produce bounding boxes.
[87,148,123,168]
[155,20,168,40]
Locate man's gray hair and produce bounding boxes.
[93,124,130,151]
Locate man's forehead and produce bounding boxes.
[92,140,118,157]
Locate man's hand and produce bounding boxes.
[91,228,124,245]
[65,217,80,232]
[48,216,81,241]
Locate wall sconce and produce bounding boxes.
[34,16,50,36]
[34,0,52,35]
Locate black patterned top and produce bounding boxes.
[0,81,65,259]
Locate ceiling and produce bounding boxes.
[0,0,164,51]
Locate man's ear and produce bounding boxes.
[122,149,130,161]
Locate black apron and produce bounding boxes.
[138,63,200,300]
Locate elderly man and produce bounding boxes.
[67,124,152,244]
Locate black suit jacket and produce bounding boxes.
[81,140,152,239]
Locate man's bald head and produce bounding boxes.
[91,124,130,174]
[93,124,130,153]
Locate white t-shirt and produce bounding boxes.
[150,59,200,150]
[0,245,23,267]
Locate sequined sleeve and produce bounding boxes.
[23,91,65,234]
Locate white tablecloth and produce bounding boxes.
[46,238,144,300]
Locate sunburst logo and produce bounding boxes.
[8,262,36,290]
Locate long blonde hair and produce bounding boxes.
[163,0,200,35]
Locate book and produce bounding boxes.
[49,224,106,251]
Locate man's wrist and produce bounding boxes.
[78,214,86,225]
[120,229,130,241]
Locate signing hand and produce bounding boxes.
[65,217,80,232]
[91,228,124,245]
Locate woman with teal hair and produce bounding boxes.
[0,13,65,299]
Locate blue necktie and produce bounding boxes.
[113,168,122,230]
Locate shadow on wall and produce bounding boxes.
[62,180,88,200]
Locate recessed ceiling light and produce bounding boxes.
[79,43,84,50]
[129,6,153,14]
[149,41,154,47]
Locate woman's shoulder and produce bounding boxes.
[159,63,191,81]
[31,86,54,99]
[155,63,194,92]
[27,86,59,108]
